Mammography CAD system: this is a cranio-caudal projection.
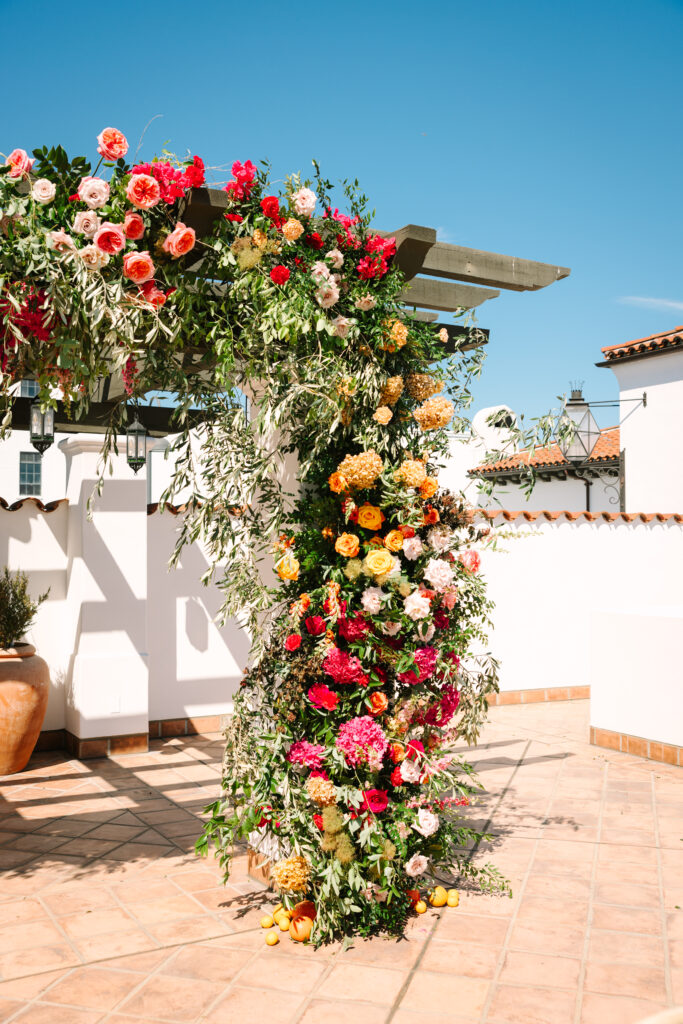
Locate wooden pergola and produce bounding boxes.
[10,188,570,435]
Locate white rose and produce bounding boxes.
[361,586,386,615]
[403,537,424,561]
[79,244,109,270]
[355,294,376,311]
[77,176,110,210]
[423,557,455,593]
[405,854,429,877]
[73,210,101,238]
[32,179,56,205]
[47,229,75,252]
[332,315,351,338]
[381,621,401,636]
[416,622,435,642]
[326,248,344,269]
[413,809,439,837]
[292,187,316,217]
[310,260,331,284]
[401,759,422,784]
[315,281,340,309]
[403,590,431,621]
[428,526,452,554]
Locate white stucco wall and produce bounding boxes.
[603,349,683,513]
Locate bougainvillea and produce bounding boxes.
[1,127,507,943]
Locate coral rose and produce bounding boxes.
[6,148,34,178]
[459,550,481,573]
[122,251,155,284]
[367,692,388,716]
[123,211,145,240]
[328,471,348,494]
[163,222,196,258]
[364,548,395,578]
[139,281,167,307]
[96,127,129,160]
[384,529,404,552]
[93,221,126,254]
[276,551,300,581]
[126,173,161,209]
[335,533,360,558]
[31,179,56,205]
[357,504,384,531]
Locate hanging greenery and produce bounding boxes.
[1,129,508,942]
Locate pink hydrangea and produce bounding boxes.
[323,646,365,685]
[397,646,438,686]
[336,716,388,770]
[286,740,326,769]
[423,685,460,727]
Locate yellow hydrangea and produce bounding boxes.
[271,854,311,893]
[413,396,455,431]
[394,459,427,488]
[337,450,384,489]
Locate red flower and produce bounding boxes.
[308,683,339,711]
[390,766,403,787]
[338,613,370,642]
[313,814,324,830]
[285,634,301,651]
[139,281,167,308]
[433,610,449,630]
[224,213,243,223]
[257,804,272,827]
[182,155,205,189]
[306,232,323,249]
[399,525,416,538]
[260,195,280,219]
[270,265,290,285]
[305,616,326,635]
[406,739,425,761]
[360,788,389,814]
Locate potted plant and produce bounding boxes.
[0,569,49,775]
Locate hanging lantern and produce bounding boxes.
[29,402,55,455]
[126,414,147,474]
[557,388,600,466]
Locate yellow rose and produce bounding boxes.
[384,529,404,552]
[357,503,385,531]
[364,548,395,577]
[335,533,360,558]
[328,471,349,494]
[276,552,300,581]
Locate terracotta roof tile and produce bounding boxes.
[600,325,683,362]
[470,427,619,476]
[475,509,683,524]
[0,497,67,513]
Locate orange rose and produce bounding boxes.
[335,533,360,558]
[389,742,405,763]
[419,476,439,499]
[328,471,349,493]
[364,548,395,577]
[357,503,385,531]
[367,692,389,716]
[300,593,311,611]
[368,534,385,547]
[422,506,440,525]
[384,529,404,552]
[276,552,300,581]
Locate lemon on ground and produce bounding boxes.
[414,900,428,914]
[447,890,459,907]
[265,931,279,946]
[260,915,274,929]
[428,886,448,907]
[272,903,283,916]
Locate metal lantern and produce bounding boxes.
[29,402,55,455]
[126,415,148,474]
[557,388,600,465]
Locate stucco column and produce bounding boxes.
[58,437,150,753]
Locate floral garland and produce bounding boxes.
[1,128,506,942]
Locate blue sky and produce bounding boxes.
[2,0,682,426]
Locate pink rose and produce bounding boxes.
[292,187,316,217]
[441,587,459,610]
[354,294,376,311]
[5,148,34,179]
[93,221,126,255]
[139,281,167,307]
[123,212,145,240]
[126,174,161,210]
[31,179,56,205]
[77,176,110,210]
[47,229,75,253]
[123,251,155,284]
[96,127,129,161]
[162,222,196,258]
[459,550,481,574]
[73,211,101,238]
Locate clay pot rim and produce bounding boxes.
[0,643,36,660]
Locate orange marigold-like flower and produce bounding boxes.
[384,529,404,552]
[389,741,406,763]
[357,503,385,531]
[423,505,440,525]
[322,526,335,540]
[328,471,349,493]
[282,218,304,242]
[335,533,360,558]
[419,476,439,499]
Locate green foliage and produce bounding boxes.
[0,568,48,649]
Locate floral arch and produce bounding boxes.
[1,130,514,942]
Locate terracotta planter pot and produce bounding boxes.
[0,644,50,776]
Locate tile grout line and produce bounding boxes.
[383,739,534,1024]
[475,737,569,1024]
[571,756,608,1024]
[651,771,674,1008]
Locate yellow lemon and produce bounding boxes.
[414,900,428,914]
[260,915,274,929]
[278,915,291,931]
[265,931,279,946]
[447,890,459,907]
[429,886,448,908]
[272,903,284,916]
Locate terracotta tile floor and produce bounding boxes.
[0,700,681,1024]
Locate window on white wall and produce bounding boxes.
[19,380,39,398]
[19,452,42,496]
